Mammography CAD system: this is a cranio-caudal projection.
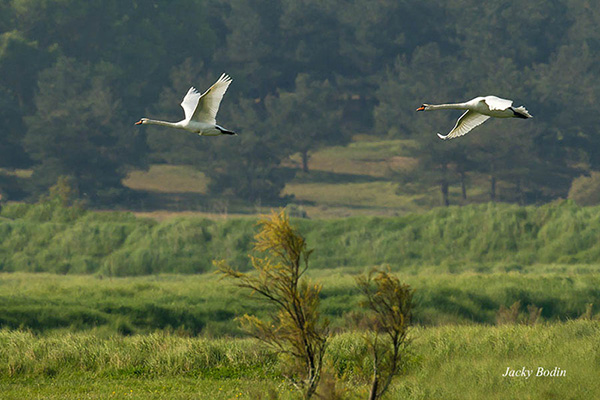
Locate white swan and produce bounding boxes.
[136,73,236,136]
[416,96,532,140]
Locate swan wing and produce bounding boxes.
[437,110,490,140]
[180,87,203,121]
[190,73,232,124]
[483,96,513,111]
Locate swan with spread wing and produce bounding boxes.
[136,73,236,136]
[416,96,532,140]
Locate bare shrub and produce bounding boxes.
[496,301,522,325]
[356,268,413,400]
[524,304,543,326]
[579,303,595,320]
[216,210,329,400]
[496,301,542,325]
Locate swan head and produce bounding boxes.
[135,118,148,125]
[416,104,430,112]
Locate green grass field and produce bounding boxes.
[0,268,597,336]
[1,321,598,399]
[3,154,600,399]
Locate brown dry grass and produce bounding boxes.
[283,138,417,178]
[122,165,208,193]
[0,168,33,178]
[131,210,251,221]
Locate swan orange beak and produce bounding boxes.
[135,120,143,125]
[416,106,425,111]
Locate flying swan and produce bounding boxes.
[416,96,532,140]
[136,73,236,136]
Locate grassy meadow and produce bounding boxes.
[0,269,598,336]
[1,321,598,399]
[3,138,600,398]
[2,249,598,397]
[123,165,209,194]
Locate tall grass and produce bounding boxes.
[3,200,600,275]
[1,270,597,335]
[1,321,598,399]
[0,331,276,379]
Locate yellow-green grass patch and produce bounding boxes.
[122,165,208,193]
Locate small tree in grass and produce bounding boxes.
[216,210,329,400]
[356,268,413,400]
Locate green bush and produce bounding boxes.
[568,172,600,206]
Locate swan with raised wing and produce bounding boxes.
[416,96,532,140]
[136,73,236,136]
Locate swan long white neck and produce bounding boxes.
[426,102,469,111]
[143,119,184,129]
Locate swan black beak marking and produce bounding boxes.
[135,120,142,125]
[416,106,425,112]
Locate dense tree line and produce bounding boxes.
[0,0,598,206]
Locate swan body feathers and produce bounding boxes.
[136,73,236,136]
[417,95,532,140]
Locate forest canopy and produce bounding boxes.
[0,0,598,206]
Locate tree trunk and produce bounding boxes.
[460,171,467,200]
[441,163,450,207]
[441,180,449,206]
[301,150,309,173]
[368,341,380,400]
[304,350,319,400]
[368,373,379,400]
[490,162,496,202]
[516,179,525,205]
